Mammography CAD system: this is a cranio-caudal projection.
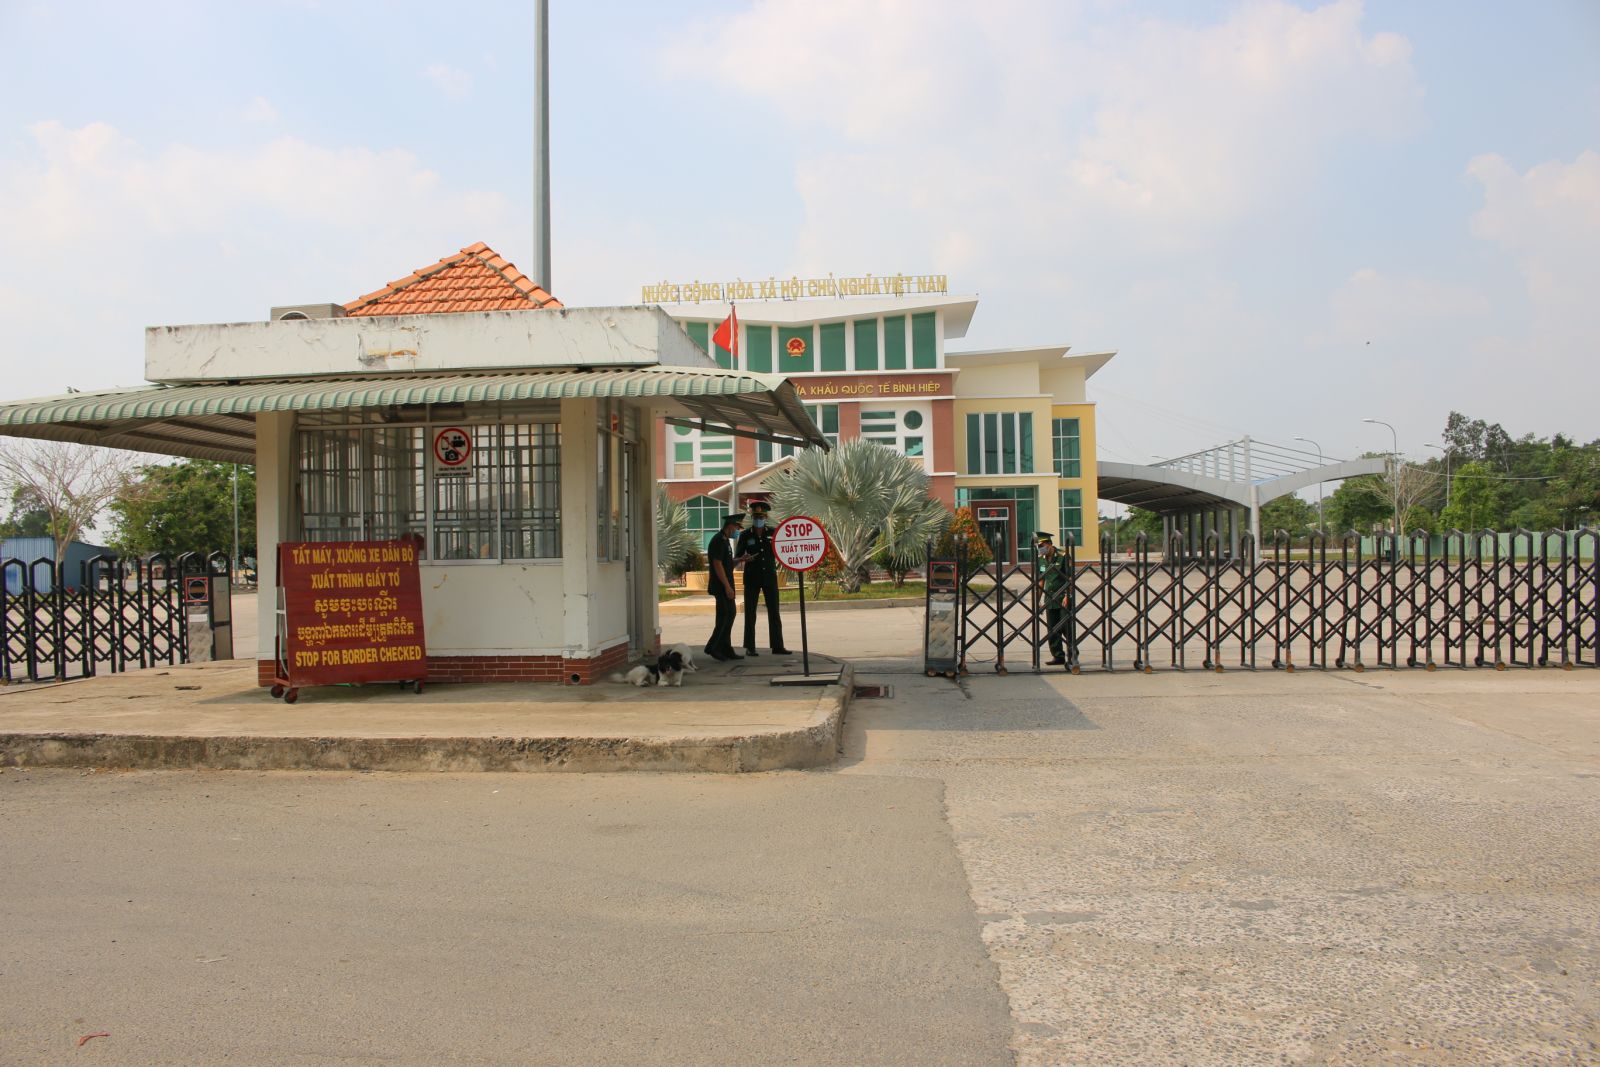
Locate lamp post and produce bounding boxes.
[1293,435,1324,533]
[1363,418,1400,545]
[1425,443,1451,510]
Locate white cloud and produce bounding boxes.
[675,0,1420,248]
[423,63,473,101]
[1326,267,1490,345]
[242,96,280,124]
[0,121,515,398]
[1468,150,1600,331]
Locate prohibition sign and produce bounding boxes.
[432,426,473,469]
[772,516,830,571]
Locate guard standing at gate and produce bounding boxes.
[704,513,745,661]
[736,499,792,656]
[1037,532,1071,666]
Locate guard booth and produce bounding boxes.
[0,243,826,685]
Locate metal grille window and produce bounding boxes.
[368,427,426,543]
[758,404,838,464]
[965,412,1034,475]
[295,417,562,562]
[297,428,365,542]
[500,423,562,559]
[1058,488,1083,547]
[1052,418,1081,478]
[432,425,499,560]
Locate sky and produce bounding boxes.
[1,0,1596,478]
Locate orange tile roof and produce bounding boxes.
[344,242,562,317]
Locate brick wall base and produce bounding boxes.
[256,640,633,688]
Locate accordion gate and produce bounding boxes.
[1,551,229,684]
[942,531,1599,675]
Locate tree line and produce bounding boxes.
[1107,411,1599,543]
[1,442,255,565]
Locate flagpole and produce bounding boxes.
[727,301,739,516]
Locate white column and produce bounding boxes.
[633,406,659,654]
[560,398,601,662]
[254,412,295,663]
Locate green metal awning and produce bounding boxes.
[0,368,828,464]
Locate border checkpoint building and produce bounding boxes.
[650,275,1112,567]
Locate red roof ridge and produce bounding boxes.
[344,242,562,317]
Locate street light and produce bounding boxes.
[1425,443,1451,509]
[1293,435,1324,533]
[1363,418,1400,538]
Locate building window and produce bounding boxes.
[697,433,733,477]
[883,315,907,371]
[297,416,561,562]
[859,405,929,461]
[746,325,773,374]
[684,495,723,552]
[1058,489,1083,549]
[853,318,878,370]
[670,423,735,478]
[820,322,846,372]
[758,403,838,464]
[965,412,1034,475]
[912,311,938,369]
[1052,418,1081,478]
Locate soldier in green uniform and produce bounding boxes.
[1036,532,1072,666]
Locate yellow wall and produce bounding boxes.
[948,360,1106,559]
[954,361,1040,397]
[1052,402,1100,559]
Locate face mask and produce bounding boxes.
[754,518,766,529]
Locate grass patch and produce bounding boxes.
[661,579,926,603]
[778,580,922,603]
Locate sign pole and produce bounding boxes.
[770,515,830,686]
[799,567,809,676]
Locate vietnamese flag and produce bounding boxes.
[711,305,739,365]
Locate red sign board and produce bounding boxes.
[772,516,830,572]
[183,575,210,605]
[278,540,426,687]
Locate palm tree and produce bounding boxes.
[875,477,949,586]
[655,487,697,579]
[770,440,945,593]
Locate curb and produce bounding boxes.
[0,666,855,775]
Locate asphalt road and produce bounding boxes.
[5,603,1598,1065]
[0,768,1010,1066]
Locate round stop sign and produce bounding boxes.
[772,516,831,572]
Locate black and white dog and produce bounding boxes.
[611,650,686,688]
[664,643,700,673]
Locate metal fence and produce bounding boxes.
[0,551,230,683]
[945,529,1600,675]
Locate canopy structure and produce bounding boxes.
[0,368,827,465]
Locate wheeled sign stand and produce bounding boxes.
[267,540,428,704]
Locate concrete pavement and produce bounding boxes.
[808,607,1600,1065]
[0,654,852,773]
